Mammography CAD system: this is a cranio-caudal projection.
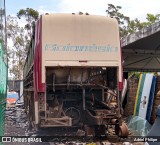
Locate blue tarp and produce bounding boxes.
[7,92,19,100]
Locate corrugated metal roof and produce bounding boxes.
[122,22,160,72]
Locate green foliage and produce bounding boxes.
[0,38,3,44]
[7,15,29,79]
[8,8,39,79]
[128,72,141,78]
[17,8,39,21]
[17,8,39,37]
[106,4,160,37]
[106,4,130,37]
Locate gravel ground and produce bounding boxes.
[3,104,144,145]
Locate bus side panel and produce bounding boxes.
[34,16,46,125]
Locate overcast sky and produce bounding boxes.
[6,0,160,22]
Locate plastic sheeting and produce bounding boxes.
[127,115,152,136]
[0,43,8,137]
[145,106,160,145]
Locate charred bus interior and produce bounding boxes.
[41,66,121,132]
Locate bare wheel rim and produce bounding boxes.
[65,107,80,125]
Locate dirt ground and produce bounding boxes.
[3,104,144,145]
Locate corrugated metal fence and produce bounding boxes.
[0,43,7,137]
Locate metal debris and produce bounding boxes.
[4,104,144,145]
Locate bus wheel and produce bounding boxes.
[118,122,129,137]
[65,107,80,125]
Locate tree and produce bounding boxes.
[7,15,29,79]
[141,13,160,27]
[7,8,39,80]
[106,4,160,37]
[17,8,39,37]
[106,4,130,37]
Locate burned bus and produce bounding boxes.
[23,13,128,136]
